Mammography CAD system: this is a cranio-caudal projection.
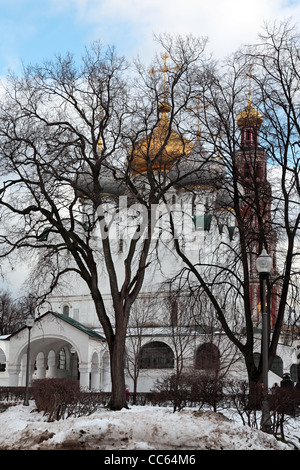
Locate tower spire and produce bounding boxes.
[236,69,263,147]
[247,66,253,105]
[150,53,180,102]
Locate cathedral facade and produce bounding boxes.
[0,91,298,394]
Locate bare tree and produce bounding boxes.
[125,297,156,403]
[246,19,300,343]
[1,25,298,417]
[164,21,300,412]
[0,290,33,335]
[0,37,209,409]
[160,290,198,408]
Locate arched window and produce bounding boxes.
[58,348,66,370]
[253,352,261,369]
[195,343,220,371]
[253,353,284,378]
[0,349,6,372]
[63,305,70,316]
[270,355,283,377]
[140,341,174,369]
[290,363,298,383]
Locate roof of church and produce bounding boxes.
[6,311,105,341]
[236,94,263,128]
[129,101,193,176]
[50,312,105,340]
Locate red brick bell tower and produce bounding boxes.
[235,92,279,328]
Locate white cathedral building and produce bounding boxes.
[0,95,298,394]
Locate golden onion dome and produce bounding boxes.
[130,101,193,175]
[236,95,263,129]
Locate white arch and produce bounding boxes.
[36,351,46,379]
[0,348,6,371]
[6,313,105,389]
[101,350,111,391]
[90,351,100,391]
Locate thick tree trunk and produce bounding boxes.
[109,333,128,410]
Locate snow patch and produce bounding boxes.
[0,403,291,450]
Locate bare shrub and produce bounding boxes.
[225,380,261,429]
[153,371,225,412]
[269,387,300,440]
[31,379,102,421]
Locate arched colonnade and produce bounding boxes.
[5,312,109,391]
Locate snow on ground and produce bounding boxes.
[0,402,295,451]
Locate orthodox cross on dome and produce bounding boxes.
[246,65,254,103]
[189,95,209,140]
[150,53,180,101]
[236,65,263,131]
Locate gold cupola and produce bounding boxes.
[236,94,263,129]
[129,101,193,176]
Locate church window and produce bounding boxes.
[253,352,283,377]
[58,348,66,369]
[270,355,283,377]
[193,214,212,231]
[244,162,250,178]
[0,349,6,372]
[140,341,174,369]
[228,226,235,241]
[195,343,220,371]
[253,352,260,368]
[290,363,298,383]
[63,305,70,316]
[191,195,196,216]
[170,299,178,326]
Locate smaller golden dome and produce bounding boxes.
[236,95,263,128]
[130,101,193,175]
